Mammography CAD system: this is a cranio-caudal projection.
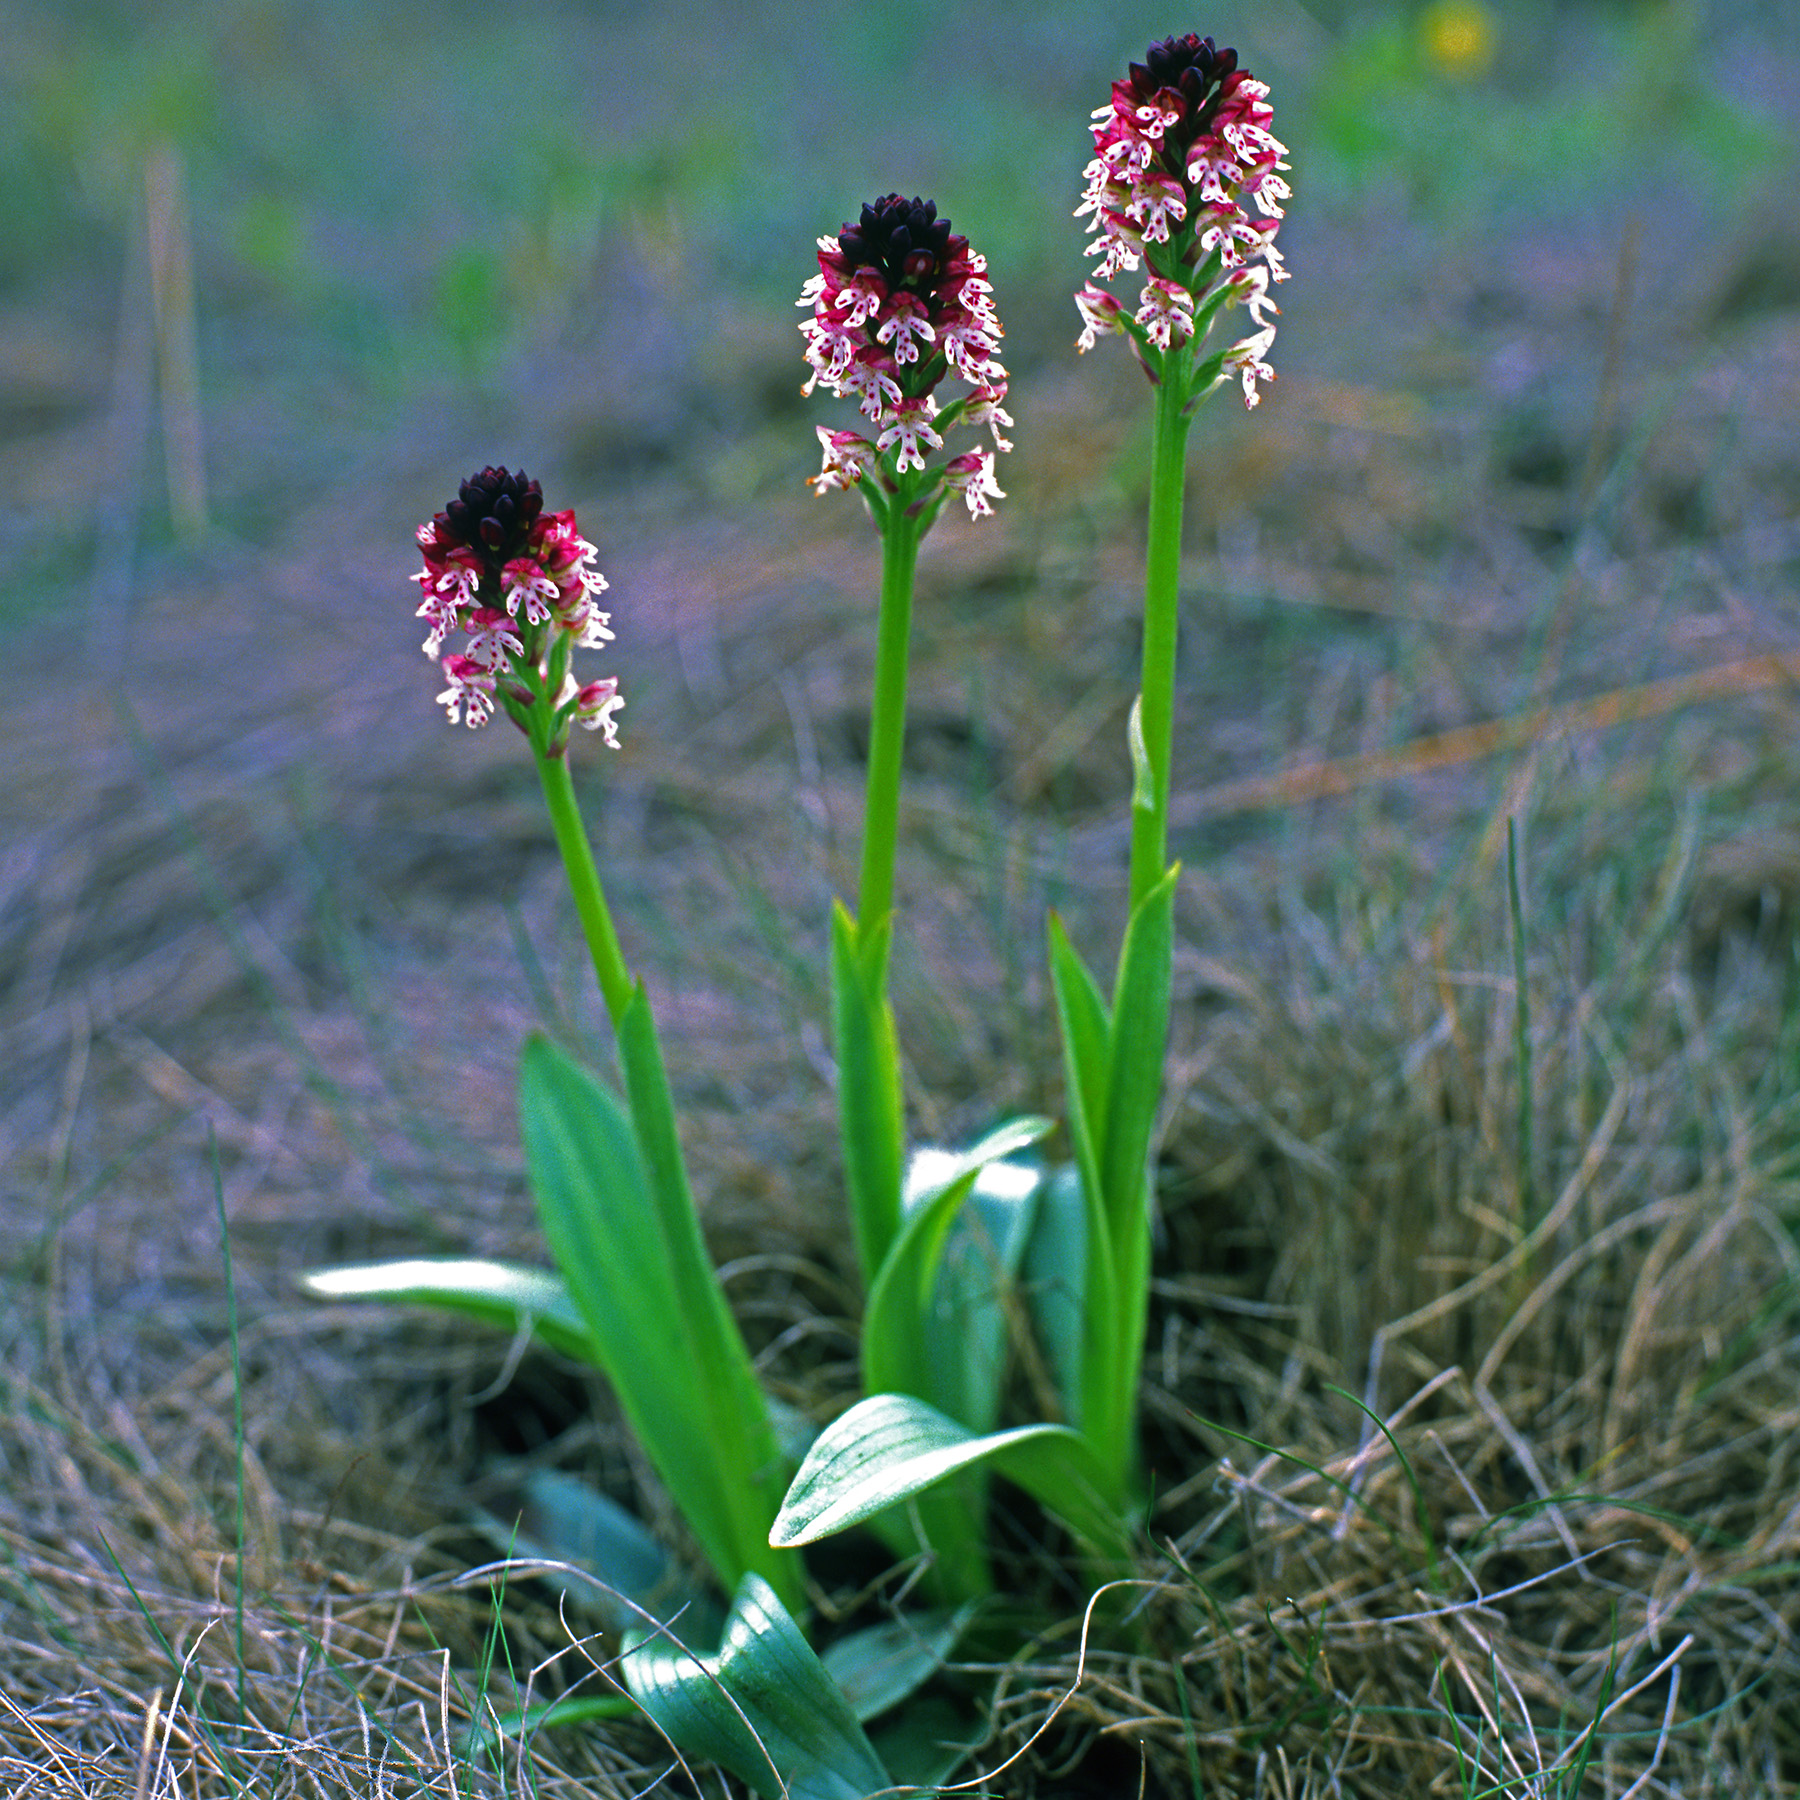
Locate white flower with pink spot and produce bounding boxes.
[1125,173,1188,244]
[436,654,497,728]
[944,450,1005,520]
[961,388,1014,452]
[810,427,881,495]
[566,674,624,747]
[1075,283,1126,353]
[464,607,525,672]
[834,270,887,330]
[874,293,936,365]
[1221,326,1278,408]
[1137,277,1196,351]
[877,397,943,474]
[503,559,560,627]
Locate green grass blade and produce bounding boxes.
[209,1129,246,1728]
[95,1530,251,1799]
[622,1575,893,1800]
[468,1693,638,1752]
[1326,1384,1442,1593]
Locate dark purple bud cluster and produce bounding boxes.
[835,195,961,293]
[1127,33,1242,152]
[432,466,545,572]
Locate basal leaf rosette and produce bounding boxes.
[1075,33,1290,408]
[411,465,622,749]
[799,194,1010,526]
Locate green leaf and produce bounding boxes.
[865,1117,1051,1423]
[613,989,789,1521]
[1044,919,1121,1453]
[860,1123,1053,1601]
[296,1258,597,1365]
[521,1035,798,1609]
[862,1166,980,1404]
[1100,864,1179,1243]
[768,1393,821,1469]
[1084,865,1179,1475]
[1127,694,1155,813]
[831,899,905,1286]
[771,1393,1128,1561]
[820,1605,974,1723]
[1046,914,1109,1212]
[1018,1166,1089,1428]
[901,1117,1054,1216]
[622,1575,893,1800]
[863,1183,998,1597]
[470,1469,713,1640]
[870,1696,979,1792]
[919,1165,1042,1436]
[907,1139,1046,1437]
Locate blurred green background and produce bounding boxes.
[2,0,1793,638]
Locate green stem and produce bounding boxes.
[858,506,924,939]
[533,747,634,1026]
[1128,366,1194,909]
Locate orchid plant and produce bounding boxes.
[771,27,1293,1590]
[303,34,1290,1799]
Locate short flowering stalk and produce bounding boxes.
[1054,36,1292,1509]
[800,195,1011,1292]
[393,467,803,1614]
[412,466,633,1022]
[534,750,634,1027]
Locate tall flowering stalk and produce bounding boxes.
[799,196,1011,1291]
[1054,35,1293,1503]
[1076,32,1289,904]
[403,466,800,1612]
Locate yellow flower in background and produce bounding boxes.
[1419,0,1496,79]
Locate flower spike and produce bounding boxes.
[1075,33,1291,407]
[409,467,621,747]
[799,193,1010,516]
